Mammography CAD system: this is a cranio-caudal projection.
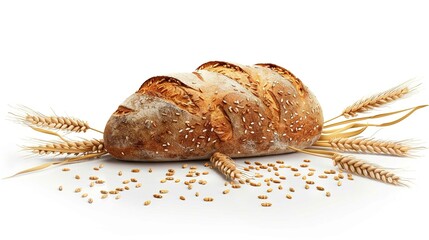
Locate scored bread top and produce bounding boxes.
[104,61,323,161]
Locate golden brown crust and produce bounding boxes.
[104,61,324,161]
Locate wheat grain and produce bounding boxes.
[342,83,410,118]
[330,137,410,156]
[332,154,401,185]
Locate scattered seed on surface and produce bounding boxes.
[101,194,108,199]
[93,167,99,171]
[258,195,268,199]
[294,173,301,177]
[75,175,80,180]
[319,175,328,179]
[267,188,273,193]
[153,194,163,199]
[131,168,140,173]
[130,178,138,182]
[122,180,130,184]
[62,168,70,172]
[223,189,230,194]
[326,192,331,197]
[261,202,272,207]
[58,185,63,191]
[195,192,200,197]
[160,179,166,183]
[88,198,93,204]
[118,171,122,176]
[81,193,88,198]
[159,189,169,194]
[337,181,342,186]
[89,176,99,180]
[74,188,81,193]
[115,195,121,200]
[304,159,311,163]
[316,186,325,191]
[135,183,142,188]
[95,180,105,184]
[144,200,151,206]
[289,187,295,192]
[305,184,310,189]
[286,194,292,199]
[203,197,213,202]
[149,168,153,173]
[231,184,241,189]
[180,196,186,200]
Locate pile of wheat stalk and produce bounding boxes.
[8,82,427,186]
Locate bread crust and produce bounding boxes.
[103,61,323,161]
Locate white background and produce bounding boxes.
[0,1,428,239]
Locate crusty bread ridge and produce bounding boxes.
[103,61,323,161]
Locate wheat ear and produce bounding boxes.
[10,106,103,134]
[288,146,403,186]
[342,82,412,118]
[210,152,253,181]
[314,137,411,156]
[26,139,105,156]
[331,153,402,185]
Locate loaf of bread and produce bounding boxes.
[104,61,324,161]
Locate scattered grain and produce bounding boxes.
[144,200,151,206]
[203,197,214,202]
[153,194,163,199]
[316,186,325,191]
[261,202,272,207]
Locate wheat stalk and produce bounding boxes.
[331,153,402,185]
[26,139,105,156]
[342,83,410,118]
[328,137,410,156]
